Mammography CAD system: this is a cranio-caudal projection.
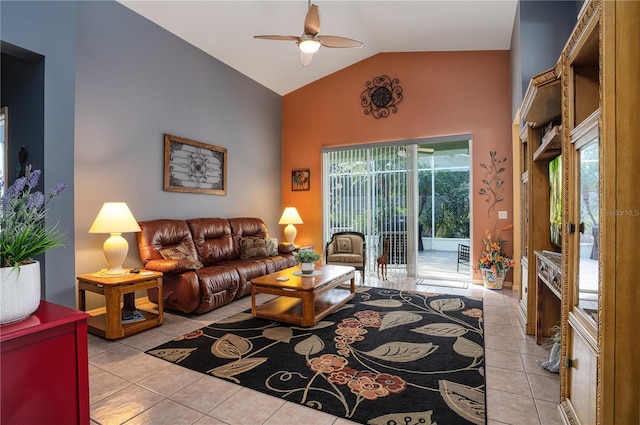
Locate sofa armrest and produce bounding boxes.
[144,259,201,274]
[278,242,297,254]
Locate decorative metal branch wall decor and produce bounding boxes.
[164,134,227,195]
[360,75,403,119]
[478,150,507,218]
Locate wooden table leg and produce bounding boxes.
[251,286,257,317]
[78,288,86,312]
[300,291,315,327]
[104,286,124,339]
[122,293,136,314]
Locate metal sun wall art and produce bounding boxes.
[164,134,227,195]
[360,75,403,119]
[292,169,310,191]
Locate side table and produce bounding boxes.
[77,270,163,339]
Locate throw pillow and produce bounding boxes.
[241,238,269,259]
[158,244,203,269]
[265,238,278,257]
[336,237,352,253]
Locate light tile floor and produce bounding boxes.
[88,276,561,425]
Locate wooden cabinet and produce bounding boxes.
[518,65,562,335]
[558,1,640,424]
[0,301,90,424]
[518,2,640,423]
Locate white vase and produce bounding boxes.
[301,262,315,274]
[0,261,41,324]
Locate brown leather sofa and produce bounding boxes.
[136,217,296,314]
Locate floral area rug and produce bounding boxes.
[146,287,486,424]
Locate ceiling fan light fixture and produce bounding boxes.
[298,38,321,53]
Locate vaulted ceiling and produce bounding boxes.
[119,1,518,95]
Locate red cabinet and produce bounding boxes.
[0,301,90,424]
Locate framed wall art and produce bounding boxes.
[292,168,310,191]
[164,134,227,195]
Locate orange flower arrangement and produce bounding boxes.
[475,224,516,274]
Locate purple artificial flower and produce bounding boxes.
[2,185,14,211]
[50,183,66,197]
[26,191,45,210]
[10,176,27,194]
[26,169,41,189]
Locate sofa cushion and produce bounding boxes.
[187,218,236,265]
[137,219,198,263]
[257,255,297,274]
[336,237,353,253]
[217,259,268,299]
[158,244,204,270]
[327,252,363,264]
[194,266,240,314]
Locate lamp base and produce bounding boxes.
[103,233,129,276]
[284,224,298,246]
[105,266,127,276]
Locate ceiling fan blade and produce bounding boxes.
[304,4,320,35]
[300,51,314,67]
[254,35,300,42]
[317,35,363,48]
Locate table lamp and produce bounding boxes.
[278,207,303,246]
[89,202,141,275]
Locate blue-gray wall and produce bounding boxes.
[1,0,77,306]
[2,0,283,309]
[511,0,583,120]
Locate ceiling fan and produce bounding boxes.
[254,1,363,67]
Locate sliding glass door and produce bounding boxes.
[322,145,417,279]
[322,137,471,281]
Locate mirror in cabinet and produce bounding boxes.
[570,111,599,329]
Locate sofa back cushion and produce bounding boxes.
[187,218,236,265]
[228,217,270,239]
[228,217,272,256]
[137,219,198,264]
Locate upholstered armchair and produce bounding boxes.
[325,231,366,283]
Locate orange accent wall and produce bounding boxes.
[282,51,513,280]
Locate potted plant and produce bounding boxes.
[294,249,321,274]
[475,223,516,289]
[0,170,66,324]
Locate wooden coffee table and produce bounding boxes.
[251,264,355,327]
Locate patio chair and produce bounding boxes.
[325,231,366,283]
[457,243,470,272]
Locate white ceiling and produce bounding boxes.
[119,0,518,95]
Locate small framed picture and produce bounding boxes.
[292,169,310,191]
[164,134,227,195]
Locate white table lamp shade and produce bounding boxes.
[89,202,141,275]
[278,207,303,245]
